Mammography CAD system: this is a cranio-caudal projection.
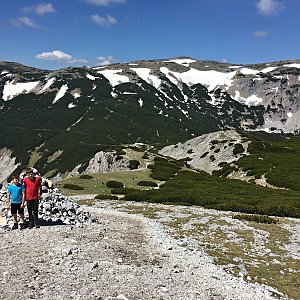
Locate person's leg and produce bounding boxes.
[18,206,25,229]
[10,204,18,230]
[26,201,34,228]
[12,214,18,223]
[33,200,40,228]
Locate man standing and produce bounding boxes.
[23,168,42,229]
[7,175,25,230]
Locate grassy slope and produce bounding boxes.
[58,168,160,196]
[236,133,300,190]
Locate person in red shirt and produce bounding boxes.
[23,168,42,229]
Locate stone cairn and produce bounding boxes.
[0,187,94,230]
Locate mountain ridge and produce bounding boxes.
[0,57,299,179]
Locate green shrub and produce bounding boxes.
[79,174,93,179]
[115,148,126,155]
[94,194,118,200]
[111,187,138,194]
[137,181,158,187]
[232,214,278,224]
[123,170,300,218]
[200,152,209,158]
[106,180,124,188]
[63,183,84,190]
[129,159,140,170]
[233,143,245,155]
[147,164,155,169]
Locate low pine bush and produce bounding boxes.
[63,183,84,190]
[137,181,158,187]
[79,174,93,179]
[94,194,118,200]
[232,214,278,224]
[111,187,138,194]
[129,160,140,170]
[106,180,124,188]
[233,143,245,155]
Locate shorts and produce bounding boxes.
[11,203,24,215]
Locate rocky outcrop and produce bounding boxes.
[159,130,248,174]
[66,151,131,178]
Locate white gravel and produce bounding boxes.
[0,197,290,300]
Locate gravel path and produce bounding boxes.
[0,200,287,300]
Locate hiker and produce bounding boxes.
[23,168,42,229]
[6,175,25,230]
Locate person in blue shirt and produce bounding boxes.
[6,175,25,230]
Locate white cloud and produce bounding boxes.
[36,50,72,60]
[91,14,117,26]
[254,31,268,37]
[85,0,126,6]
[22,3,55,15]
[256,0,284,16]
[11,16,39,28]
[96,56,118,65]
[35,50,88,64]
[221,58,228,63]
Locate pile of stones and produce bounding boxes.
[0,187,94,229]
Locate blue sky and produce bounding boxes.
[1,0,299,69]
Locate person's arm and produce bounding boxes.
[6,192,11,209]
[21,190,25,208]
[38,179,42,198]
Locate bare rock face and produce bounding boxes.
[159,130,248,174]
[226,64,300,133]
[0,148,19,183]
[84,151,129,173]
[66,151,131,178]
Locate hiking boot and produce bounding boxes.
[12,223,18,230]
[19,223,25,230]
[28,222,34,229]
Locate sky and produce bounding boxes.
[1,0,300,70]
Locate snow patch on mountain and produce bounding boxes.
[138,98,143,107]
[131,68,161,89]
[160,67,236,91]
[53,84,68,104]
[40,77,55,93]
[233,91,263,106]
[283,63,300,69]
[86,73,96,80]
[165,58,197,66]
[240,68,259,75]
[68,103,76,109]
[2,80,40,101]
[97,69,129,87]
